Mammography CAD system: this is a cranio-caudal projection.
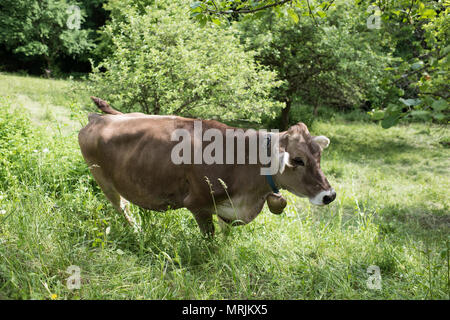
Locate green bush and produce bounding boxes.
[88,0,283,122]
[0,96,89,196]
[237,1,392,128]
[0,97,34,189]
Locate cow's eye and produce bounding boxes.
[292,158,305,166]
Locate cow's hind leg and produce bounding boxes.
[119,196,141,233]
[89,165,140,232]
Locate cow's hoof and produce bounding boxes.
[266,193,287,215]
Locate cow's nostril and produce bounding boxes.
[323,191,336,205]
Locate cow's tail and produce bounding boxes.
[90,96,123,115]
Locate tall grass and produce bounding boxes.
[0,74,448,299]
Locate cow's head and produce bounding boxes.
[275,122,336,206]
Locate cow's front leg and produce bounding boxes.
[88,164,141,232]
[217,216,232,235]
[191,210,215,237]
[183,188,215,236]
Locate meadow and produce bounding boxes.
[0,73,448,299]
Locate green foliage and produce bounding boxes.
[93,0,154,60]
[0,98,33,190]
[357,0,449,127]
[238,1,391,127]
[190,0,449,128]
[189,0,337,24]
[0,0,447,127]
[88,1,283,121]
[0,0,106,75]
[0,96,87,195]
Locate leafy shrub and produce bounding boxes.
[0,0,96,74]
[0,96,89,196]
[361,0,450,127]
[0,97,34,189]
[88,0,283,122]
[237,1,392,128]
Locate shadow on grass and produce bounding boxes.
[320,200,449,244]
[329,135,426,164]
[375,204,450,239]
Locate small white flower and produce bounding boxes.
[42,148,49,153]
[0,209,6,215]
[105,226,111,235]
[33,150,38,153]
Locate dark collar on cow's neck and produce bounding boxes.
[264,134,280,194]
[265,175,280,194]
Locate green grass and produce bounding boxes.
[0,73,449,300]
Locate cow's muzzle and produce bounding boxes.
[309,189,336,206]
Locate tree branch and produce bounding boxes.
[421,91,449,99]
[406,0,416,23]
[206,0,292,15]
[324,0,335,11]
[393,52,446,85]
[173,96,201,114]
[306,0,318,27]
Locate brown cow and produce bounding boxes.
[78,97,336,235]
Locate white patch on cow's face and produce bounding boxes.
[309,189,334,206]
[278,151,290,174]
[313,135,330,150]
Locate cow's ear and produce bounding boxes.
[279,132,289,150]
[313,135,330,150]
[279,151,291,174]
